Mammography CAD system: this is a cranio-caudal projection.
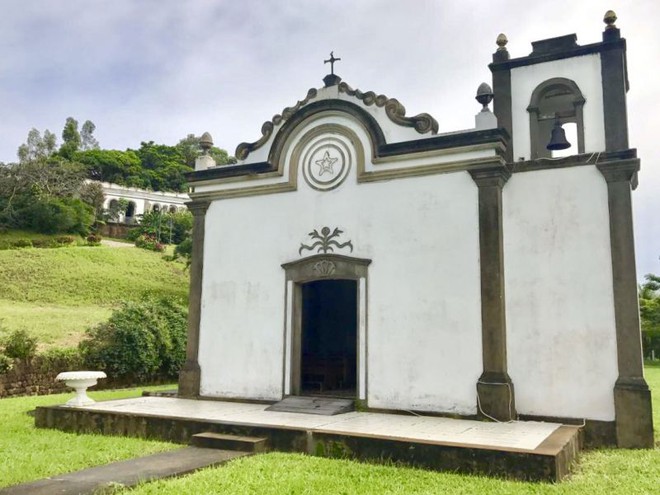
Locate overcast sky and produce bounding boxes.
[0,1,658,279]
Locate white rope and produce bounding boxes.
[476,380,515,423]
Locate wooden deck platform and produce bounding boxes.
[34,396,581,482]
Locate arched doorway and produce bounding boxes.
[126,201,136,222]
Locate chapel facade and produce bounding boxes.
[179,12,653,448]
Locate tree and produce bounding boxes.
[133,141,190,192]
[81,120,100,151]
[75,149,145,187]
[17,128,57,163]
[78,180,105,224]
[0,159,85,201]
[0,157,89,232]
[60,117,81,159]
[639,273,660,359]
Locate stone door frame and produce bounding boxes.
[281,254,371,400]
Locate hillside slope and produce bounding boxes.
[0,246,189,347]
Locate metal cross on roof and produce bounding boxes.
[324,51,341,75]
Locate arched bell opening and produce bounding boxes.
[527,77,585,159]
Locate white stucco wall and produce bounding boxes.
[510,54,605,160]
[196,82,619,420]
[198,154,483,414]
[503,165,617,421]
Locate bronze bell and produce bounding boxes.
[546,117,571,151]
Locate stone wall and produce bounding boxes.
[0,357,170,398]
[0,359,69,398]
[99,223,133,239]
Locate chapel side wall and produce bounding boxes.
[504,165,618,421]
[510,54,605,160]
[197,170,483,414]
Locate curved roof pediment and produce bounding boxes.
[235,82,439,162]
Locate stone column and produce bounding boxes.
[470,165,516,421]
[489,34,514,163]
[178,199,211,398]
[600,20,629,152]
[597,160,654,448]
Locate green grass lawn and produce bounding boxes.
[133,366,659,494]
[0,243,188,348]
[0,300,112,347]
[0,370,657,494]
[0,385,179,489]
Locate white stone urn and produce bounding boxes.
[55,371,107,407]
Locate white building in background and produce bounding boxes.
[98,181,189,224]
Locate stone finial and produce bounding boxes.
[604,10,617,29]
[195,132,216,171]
[474,82,497,130]
[496,33,508,51]
[200,132,213,155]
[476,82,494,111]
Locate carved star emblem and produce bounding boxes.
[315,151,338,176]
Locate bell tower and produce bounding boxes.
[489,11,653,448]
[489,10,630,161]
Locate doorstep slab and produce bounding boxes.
[266,396,355,415]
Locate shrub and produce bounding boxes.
[643,328,660,360]
[0,353,13,374]
[173,238,192,268]
[135,234,164,252]
[10,239,32,249]
[2,329,38,360]
[174,238,192,258]
[128,210,192,245]
[79,298,187,382]
[126,227,141,242]
[169,211,193,245]
[31,238,58,249]
[86,233,102,246]
[38,347,84,373]
[55,235,75,246]
[22,197,94,236]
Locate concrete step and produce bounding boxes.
[191,432,268,452]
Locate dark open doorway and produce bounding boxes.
[300,279,357,397]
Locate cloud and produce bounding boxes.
[0,0,658,276]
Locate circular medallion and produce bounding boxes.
[301,137,352,191]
